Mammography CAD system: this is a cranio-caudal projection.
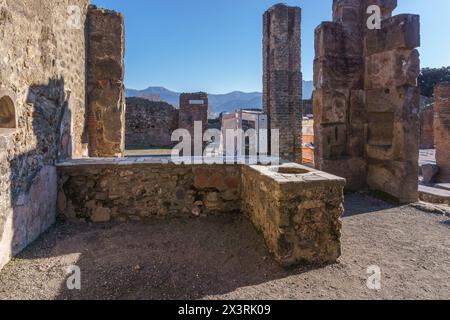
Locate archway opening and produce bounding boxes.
[0,96,16,129]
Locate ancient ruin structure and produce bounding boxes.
[87,6,126,157]
[179,92,209,134]
[420,105,434,149]
[313,0,421,203]
[178,92,209,154]
[125,97,178,148]
[0,1,346,270]
[263,4,303,163]
[434,83,450,182]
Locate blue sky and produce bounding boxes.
[92,0,450,94]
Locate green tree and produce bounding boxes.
[419,67,450,97]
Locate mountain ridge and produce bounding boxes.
[126,81,313,115]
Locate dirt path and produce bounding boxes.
[0,194,449,300]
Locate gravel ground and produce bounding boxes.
[0,193,449,300]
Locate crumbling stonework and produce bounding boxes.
[420,105,434,149]
[87,5,125,157]
[313,0,420,203]
[57,159,345,266]
[263,4,302,163]
[125,97,178,148]
[434,83,450,182]
[0,0,90,270]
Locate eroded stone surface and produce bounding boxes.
[313,0,420,203]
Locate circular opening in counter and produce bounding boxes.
[270,166,309,175]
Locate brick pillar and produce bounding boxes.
[178,92,209,155]
[87,5,125,157]
[435,83,450,182]
[263,4,302,163]
[313,0,421,203]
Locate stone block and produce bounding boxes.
[422,164,439,184]
[313,89,349,124]
[367,160,418,203]
[365,14,420,56]
[314,55,364,90]
[365,49,420,89]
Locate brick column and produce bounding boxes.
[263,4,302,163]
[434,83,450,182]
[87,5,125,157]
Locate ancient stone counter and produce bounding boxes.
[57,159,345,267]
[434,83,450,182]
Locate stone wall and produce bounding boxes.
[58,160,241,221]
[263,4,302,163]
[434,83,450,182]
[87,5,125,157]
[0,0,90,270]
[57,159,345,267]
[313,0,420,203]
[125,97,179,148]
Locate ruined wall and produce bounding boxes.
[313,0,420,203]
[0,0,90,270]
[58,161,241,222]
[420,105,434,149]
[263,4,302,163]
[434,83,450,182]
[87,5,125,157]
[125,97,179,148]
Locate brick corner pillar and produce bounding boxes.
[87,5,126,157]
[263,4,302,164]
[434,83,450,182]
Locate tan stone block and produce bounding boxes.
[365,14,420,56]
[313,89,349,124]
[367,160,418,203]
[91,207,111,223]
[365,49,420,90]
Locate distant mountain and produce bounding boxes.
[125,81,314,116]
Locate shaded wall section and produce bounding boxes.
[0,0,90,270]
